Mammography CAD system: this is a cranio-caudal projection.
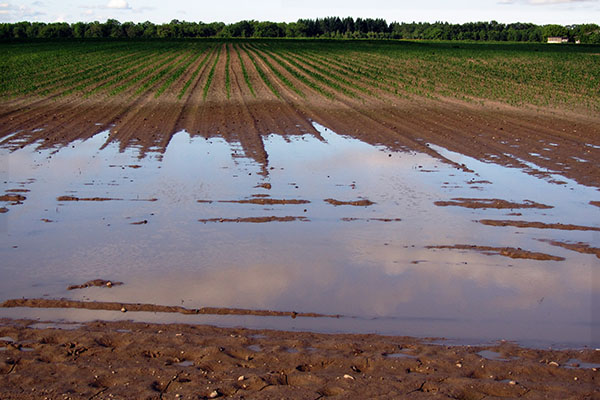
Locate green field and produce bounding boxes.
[1,39,598,112]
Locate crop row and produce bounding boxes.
[1,39,597,112]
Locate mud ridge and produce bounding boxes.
[426,244,564,261]
[434,198,553,209]
[478,219,600,231]
[198,216,308,223]
[0,299,339,319]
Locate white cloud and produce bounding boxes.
[107,0,131,9]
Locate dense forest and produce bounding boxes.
[1,18,599,43]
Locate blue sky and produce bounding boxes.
[1,0,598,24]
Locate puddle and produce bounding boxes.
[384,352,417,359]
[0,123,598,348]
[564,358,600,369]
[0,347,6,351]
[247,345,261,352]
[29,322,83,330]
[20,347,34,352]
[175,360,194,367]
[476,350,518,362]
[0,336,15,342]
[286,347,299,353]
[115,329,132,333]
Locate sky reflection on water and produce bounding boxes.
[1,123,598,347]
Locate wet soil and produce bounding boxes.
[0,319,597,399]
[539,240,600,259]
[67,280,124,291]
[216,198,310,205]
[478,219,600,231]
[198,216,308,223]
[0,299,335,319]
[324,198,375,207]
[426,245,565,261]
[434,198,553,210]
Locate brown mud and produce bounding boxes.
[57,195,158,202]
[0,299,336,319]
[324,198,376,207]
[434,198,553,210]
[539,240,600,259]
[67,280,124,291]
[1,44,599,188]
[0,194,26,202]
[212,198,310,205]
[478,219,600,231]
[426,245,565,261]
[198,216,308,223]
[341,217,402,222]
[0,319,598,399]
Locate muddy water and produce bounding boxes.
[1,123,598,348]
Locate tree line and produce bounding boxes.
[1,18,599,43]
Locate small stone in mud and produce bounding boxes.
[121,307,127,313]
[0,207,8,213]
[208,389,221,398]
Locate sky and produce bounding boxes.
[1,0,598,25]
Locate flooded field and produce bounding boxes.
[2,122,598,348]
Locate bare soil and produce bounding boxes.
[478,219,600,231]
[324,198,376,207]
[198,216,308,223]
[0,319,598,399]
[434,198,553,209]
[426,245,565,261]
[2,42,599,398]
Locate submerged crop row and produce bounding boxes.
[1,39,598,112]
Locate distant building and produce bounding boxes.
[547,37,568,44]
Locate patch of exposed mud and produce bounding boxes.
[539,240,600,259]
[324,198,375,207]
[0,194,26,202]
[57,196,157,202]
[108,164,142,169]
[5,189,30,193]
[57,195,121,202]
[215,198,310,205]
[434,198,553,210]
[0,299,337,319]
[590,201,600,208]
[67,280,123,290]
[426,244,564,261]
[341,217,401,222]
[0,318,596,399]
[199,216,308,223]
[478,219,600,231]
